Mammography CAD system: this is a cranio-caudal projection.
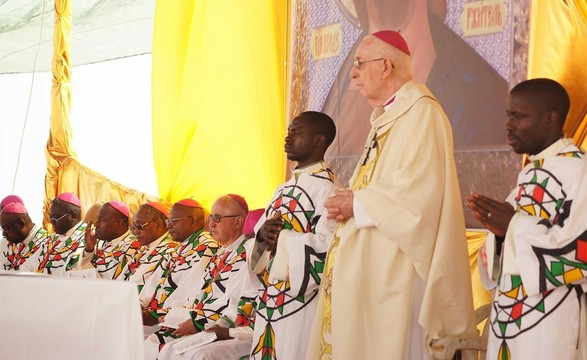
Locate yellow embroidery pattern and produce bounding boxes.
[319,127,391,358]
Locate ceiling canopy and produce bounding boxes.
[0,0,154,73]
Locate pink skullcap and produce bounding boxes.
[226,194,249,213]
[2,202,27,214]
[1,195,24,207]
[146,202,170,217]
[107,200,129,217]
[372,30,410,56]
[244,208,264,236]
[176,199,203,209]
[56,192,81,207]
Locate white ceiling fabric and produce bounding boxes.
[0,0,155,73]
[0,0,157,220]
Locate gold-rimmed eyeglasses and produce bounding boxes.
[353,57,394,70]
[165,216,192,226]
[49,213,68,224]
[209,214,239,223]
[353,57,383,70]
[132,221,152,231]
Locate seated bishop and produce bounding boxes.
[34,192,87,275]
[74,201,141,280]
[0,201,49,271]
[143,194,252,359]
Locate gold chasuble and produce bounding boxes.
[319,114,392,358]
[308,81,477,360]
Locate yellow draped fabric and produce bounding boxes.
[466,231,492,331]
[44,0,74,228]
[529,0,587,148]
[461,230,492,335]
[151,0,288,211]
[56,158,159,217]
[45,0,161,228]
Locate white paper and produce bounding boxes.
[173,331,217,355]
[158,307,193,329]
[64,268,98,279]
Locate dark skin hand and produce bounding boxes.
[172,319,197,337]
[204,325,232,340]
[257,211,283,256]
[466,193,516,237]
[142,310,159,326]
[84,220,97,252]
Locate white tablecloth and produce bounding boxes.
[0,271,144,359]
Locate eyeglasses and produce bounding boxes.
[209,214,239,223]
[132,221,152,231]
[165,216,192,226]
[49,213,68,223]
[353,57,384,70]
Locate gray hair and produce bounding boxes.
[365,35,413,82]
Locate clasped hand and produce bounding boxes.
[466,193,515,237]
[257,211,284,256]
[325,189,354,222]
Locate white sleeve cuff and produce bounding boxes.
[249,240,271,274]
[229,327,254,340]
[270,231,291,280]
[353,197,374,228]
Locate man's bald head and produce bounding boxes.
[351,34,413,106]
[209,195,247,246]
[365,35,413,82]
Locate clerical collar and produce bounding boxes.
[59,221,84,237]
[103,230,132,246]
[292,161,329,182]
[383,94,397,109]
[222,234,246,252]
[147,232,170,250]
[22,223,42,244]
[182,228,204,244]
[370,92,398,121]
[292,160,328,174]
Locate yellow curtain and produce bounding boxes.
[45,0,162,227]
[529,0,587,148]
[152,0,288,211]
[44,0,74,228]
[57,158,159,216]
[466,231,492,315]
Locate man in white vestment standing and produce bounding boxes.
[467,78,586,359]
[307,31,477,360]
[248,111,338,360]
